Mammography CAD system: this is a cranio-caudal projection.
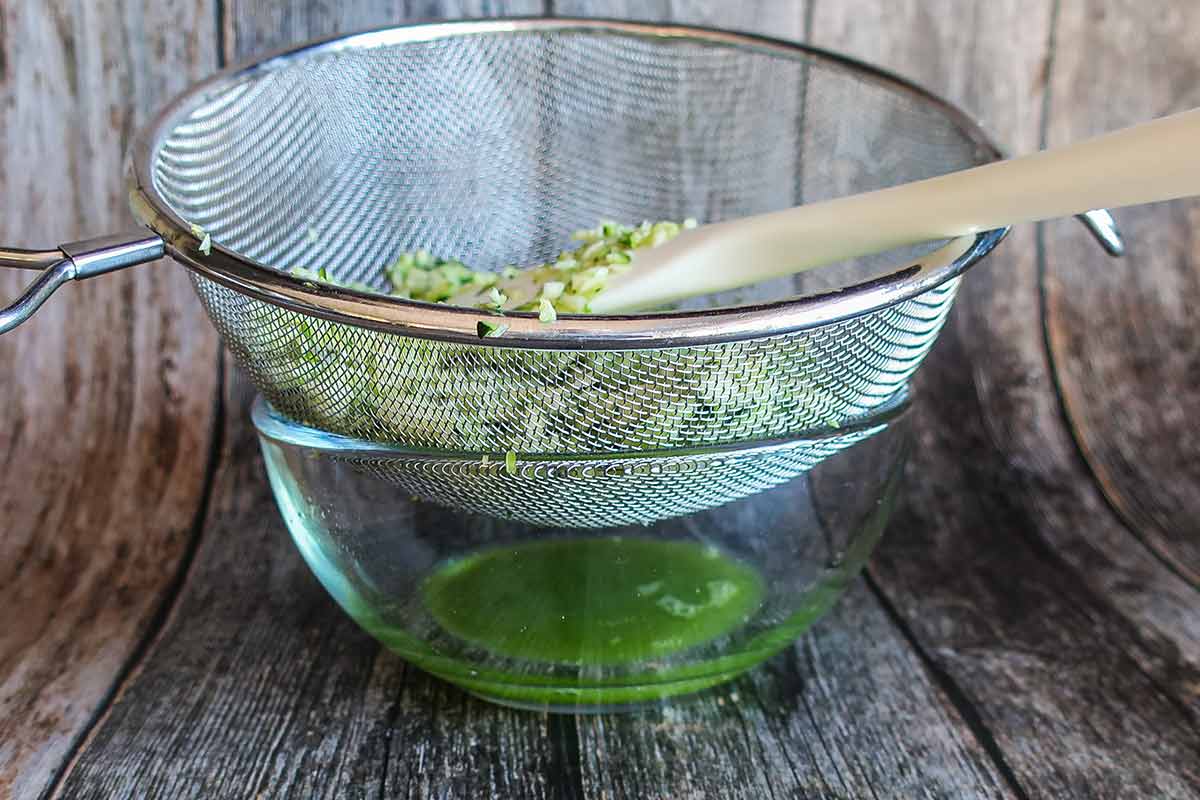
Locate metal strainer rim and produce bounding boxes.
[127,17,1008,350]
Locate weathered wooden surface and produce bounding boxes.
[221,0,549,64]
[4,1,1199,798]
[0,2,220,799]
[56,372,1013,800]
[1043,0,1200,586]
[813,1,1200,796]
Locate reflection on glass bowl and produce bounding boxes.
[253,393,911,712]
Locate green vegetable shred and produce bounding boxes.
[291,218,696,318]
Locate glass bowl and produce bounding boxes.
[252,392,912,712]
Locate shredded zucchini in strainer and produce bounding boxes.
[190,223,212,256]
[291,219,697,320]
[272,218,845,454]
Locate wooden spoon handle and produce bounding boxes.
[599,108,1200,311]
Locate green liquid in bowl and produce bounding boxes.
[256,392,910,711]
[423,537,765,666]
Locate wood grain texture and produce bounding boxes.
[52,3,1017,798]
[55,2,551,798]
[57,387,1014,800]
[221,0,548,64]
[1042,0,1200,585]
[53,358,582,799]
[551,0,808,29]
[574,583,1013,800]
[547,9,1013,799]
[0,2,220,799]
[52,372,395,800]
[813,0,1200,796]
[18,0,1200,797]
[987,0,1200,715]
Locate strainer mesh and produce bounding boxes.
[196,273,954,452]
[151,25,989,458]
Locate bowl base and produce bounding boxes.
[426,664,759,713]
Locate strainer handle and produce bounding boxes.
[0,231,164,335]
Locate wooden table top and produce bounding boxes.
[3,2,1198,798]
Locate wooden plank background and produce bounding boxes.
[1,1,1197,798]
[0,2,220,798]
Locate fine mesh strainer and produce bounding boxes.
[254,389,911,528]
[0,19,1120,528]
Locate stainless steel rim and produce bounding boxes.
[128,17,1009,350]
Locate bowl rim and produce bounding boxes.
[128,17,1008,350]
[250,392,911,461]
